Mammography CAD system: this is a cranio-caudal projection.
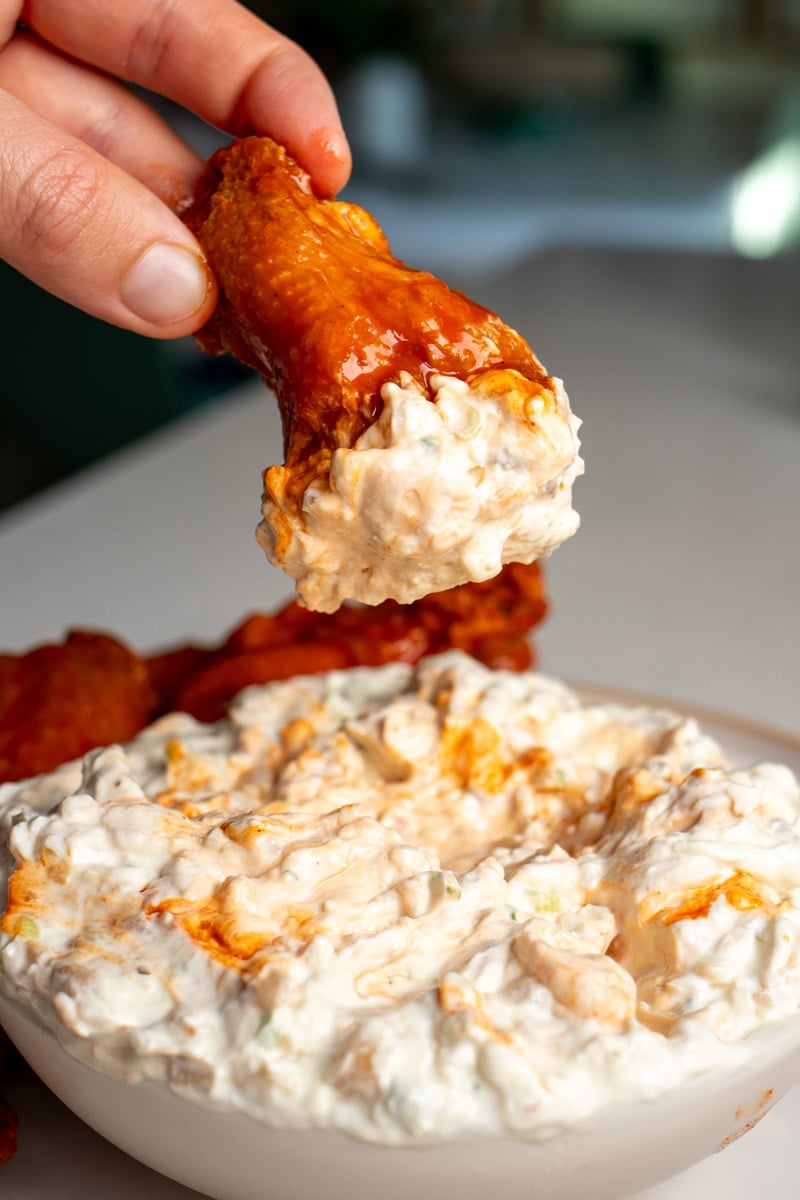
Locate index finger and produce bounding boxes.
[22,0,351,195]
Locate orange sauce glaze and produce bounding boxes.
[648,870,781,927]
[184,137,552,467]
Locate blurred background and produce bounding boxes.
[1,0,799,514]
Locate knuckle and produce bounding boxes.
[78,103,126,163]
[125,0,180,78]
[15,146,107,257]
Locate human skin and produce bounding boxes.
[0,0,351,337]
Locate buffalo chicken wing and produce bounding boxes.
[184,138,582,612]
[0,564,546,785]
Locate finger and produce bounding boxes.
[24,0,351,196]
[0,89,216,337]
[0,0,20,47]
[0,32,205,210]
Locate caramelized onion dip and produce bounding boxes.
[258,370,582,612]
[2,653,800,1144]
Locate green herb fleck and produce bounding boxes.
[528,891,561,914]
[257,1013,281,1049]
[15,915,40,940]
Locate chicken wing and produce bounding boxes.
[184,137,582,612]
[0,631,156,786]
[0,564,546,784]
[161,560,548,723]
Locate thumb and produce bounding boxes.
[0,91,216,338]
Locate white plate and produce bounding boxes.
[2,696,800,1200]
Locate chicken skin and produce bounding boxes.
[184,137,582,611]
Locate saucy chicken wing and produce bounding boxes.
[184,137,581,612]
[0,631,156,786]
[0,564,546,784]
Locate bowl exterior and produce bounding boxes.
[2,987,800,1200]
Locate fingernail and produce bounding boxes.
[121,242,210,325]
[316,125,350,162]
[307,127,352,195]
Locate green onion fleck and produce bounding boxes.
[15,915,40,940]
[528,891,561,914]
[257,1013,280,1048]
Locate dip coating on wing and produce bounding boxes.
[185,138,582,611]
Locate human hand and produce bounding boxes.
[0,0,351,338]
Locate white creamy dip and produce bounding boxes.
[258,369,582,612]
[2,653,800,1145]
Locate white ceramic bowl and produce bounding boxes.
[2,984,800,1200]
[4,695,800,1200]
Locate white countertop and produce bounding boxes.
[1,244,799,1197]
